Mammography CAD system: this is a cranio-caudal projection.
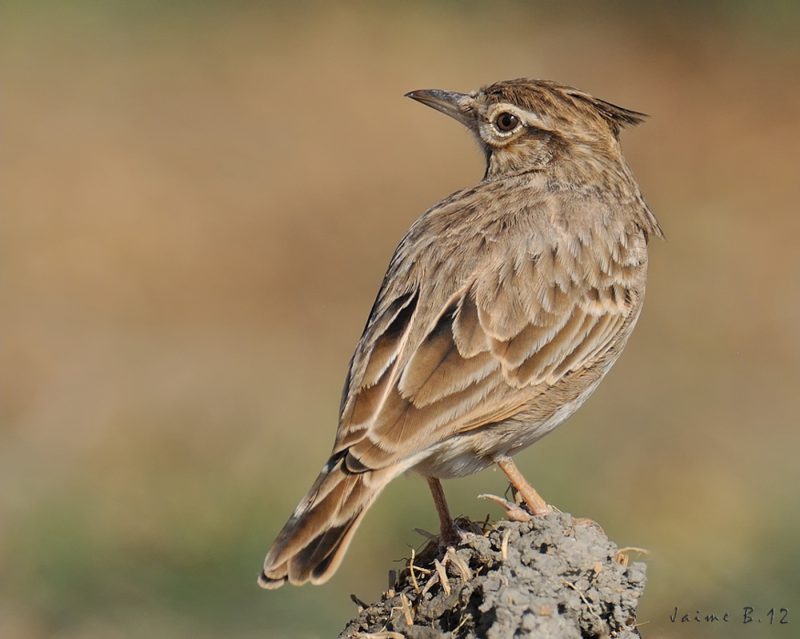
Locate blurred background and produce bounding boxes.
[1,1,798,637]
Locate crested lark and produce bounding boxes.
[259,78,662,588]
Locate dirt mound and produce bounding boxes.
[340,511,646,638]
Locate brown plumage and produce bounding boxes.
[259,78,662,589]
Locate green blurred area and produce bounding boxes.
[1,2,799,637]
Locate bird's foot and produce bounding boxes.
[493,457,553,516]
[478,493,535,522]
[440,520,464,547]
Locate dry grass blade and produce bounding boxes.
[399,592,414,626]
[407,548,421,592]
[500,528,511,561]
[563,579,602,623]
[420,571,439,596]
[434,558,451,596]
[614,546,650,567]
[445,547,472,581]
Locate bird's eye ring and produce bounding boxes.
[494,112,520,133]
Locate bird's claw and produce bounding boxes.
[478,493,533,522]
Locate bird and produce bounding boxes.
[258,78,663,589]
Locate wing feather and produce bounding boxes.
[360,291,418,387]
[452,291,489,358]
[331,183,648,471]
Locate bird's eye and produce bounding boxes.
[494,112,520,133]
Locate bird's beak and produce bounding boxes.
[405,89,476,129]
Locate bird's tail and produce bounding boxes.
[258,452,392,588]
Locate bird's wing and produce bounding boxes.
[333,186,648,471]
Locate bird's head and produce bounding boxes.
[406,78,646,179]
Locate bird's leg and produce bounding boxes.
[426,477,460,545]
[495,456,551,516]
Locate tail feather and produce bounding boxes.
[258,454,391,589]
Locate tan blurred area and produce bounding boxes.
[1,2,799,637]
